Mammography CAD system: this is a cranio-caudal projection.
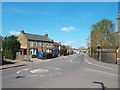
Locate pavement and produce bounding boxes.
[2,54,118,88]
[84,54,118,71]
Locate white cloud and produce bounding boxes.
[61,26,76,31]
[64,41,75,45]
[9,31,20,35]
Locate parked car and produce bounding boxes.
[37,51,45,59]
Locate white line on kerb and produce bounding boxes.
[85,59,117,71]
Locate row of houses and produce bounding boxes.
[17,29,87,58]
[17,29,62,57]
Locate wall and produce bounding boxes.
[0,51,2,65]
[16,52,31,60]
[17,33,28,49]
[90,52,117,64]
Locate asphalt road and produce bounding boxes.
[2,54,118,88]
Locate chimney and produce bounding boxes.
[20,28,24,34]
[44,33,48,37]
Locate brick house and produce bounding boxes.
[17,29,53,55]
[53,42,62,57]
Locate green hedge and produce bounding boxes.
[32,55,38,58]
[44,53,53,59]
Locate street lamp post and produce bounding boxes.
[97,45,102,61]
[89,32,92,56]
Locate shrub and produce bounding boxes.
[32,55,38,58]
[2,35,20,60]
[45,53,53,59]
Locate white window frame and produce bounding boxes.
[42,42,44,47]
[46,43,49,47]
[49,43,52,47]
[30,41,33,47]
[33,41,37,46]
[39,42,42,47]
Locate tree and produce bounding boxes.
[2,35,20,60]
[60,45,68,56]
[89,19,117,51]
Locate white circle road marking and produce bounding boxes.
[16,68,31,74]
[16,67,61,78]
[30,69,49,74]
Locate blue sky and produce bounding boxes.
[2,2,118,48]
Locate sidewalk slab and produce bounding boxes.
[84,54,118,71]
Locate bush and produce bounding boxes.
[32,55,38,58]
[2,36,20,60]
[45,53,53,59]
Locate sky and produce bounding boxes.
[2,2,118,48]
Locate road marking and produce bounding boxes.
[49,74,52,76]
[16,67,61,78]
[43,67,61,70]
[85,59,118,71]
[70,60,73,62]
[16,68,31,74]
[54,68,61,70]
[30,69,49,74]
[77,62,81,64]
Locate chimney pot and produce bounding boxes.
[20,29,24,34]
[44,33,48,37]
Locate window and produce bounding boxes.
[49,43,52,47]
[33,41,37,46]
[30,41,33,46]
[46,43,49,47]
[43,42,45,47]
[30,48,37,55]
[39,42,42,46]
[46,49,52,53]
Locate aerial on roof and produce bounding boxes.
[24,33,53,42]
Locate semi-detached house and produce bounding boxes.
[17,29,53,55]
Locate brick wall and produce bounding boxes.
[90,52,117,64]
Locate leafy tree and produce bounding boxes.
[60,45,68,56]
[89,19,117,51]
[2,35,20,60]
